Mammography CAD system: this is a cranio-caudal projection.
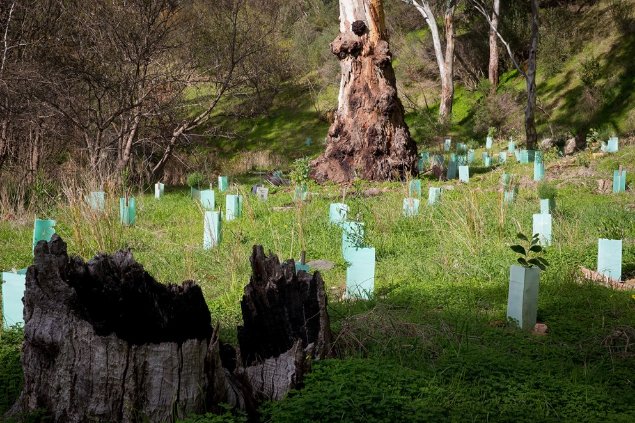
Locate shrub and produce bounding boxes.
[186,172,205,189]
[537,182,557,200]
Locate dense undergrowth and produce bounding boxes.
[1,143,634,421]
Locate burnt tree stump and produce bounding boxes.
[7,236,332,422]
[237,246,332,400]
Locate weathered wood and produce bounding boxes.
[311,0,417,183]
[237,246,333,400]
[7,237,332,422]
[8,235,225,422]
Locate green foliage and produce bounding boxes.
[178,406,247,423]
[580,56,602,88]
[510,233,550,270]
[0,326,24,416]
[1,147,635,421]
[261,360,447,422]
[599,215,627,240]
[186,172,205,189]
[289,157,311,187]
[537,182,557,200]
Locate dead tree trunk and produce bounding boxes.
[488,0,500,89]
[8,237,332,422]
[237,246,332,400]
[311,0,418,183]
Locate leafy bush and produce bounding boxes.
[289,157,311,187]
[510,233,550,270]
[473,90,524,139]
[186,172,205,189]
[0,326,24,416]
[537,182,557,200]
[580,56,602,88]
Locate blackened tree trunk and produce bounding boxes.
[311,0,418,183]
[488,0,500,89]
[525,0,539,150]
[8,237,332,422]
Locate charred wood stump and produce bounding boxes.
[237,246,332,400]
[7,236,332,422]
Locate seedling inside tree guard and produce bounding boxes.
[510,233,550,270]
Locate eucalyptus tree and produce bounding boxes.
[471,0,540,149]
[311,0,418,182]
[402,0,460,122]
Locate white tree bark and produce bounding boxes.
[404,0,457,122]
[488,0,500,88]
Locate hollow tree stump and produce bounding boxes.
[7,236,332,422]
[237,246,332,400]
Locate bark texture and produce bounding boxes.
[488,0,500,89]
[237,245,333,400]
[311,0,417,183]
[8,236,332,422]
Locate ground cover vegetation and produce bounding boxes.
[1,0,635,421]
[2,144,634,421]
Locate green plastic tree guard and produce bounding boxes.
[532,213,552,246]
[86,191,105,212]
[329,203,349,224]
[408,179,422,198]
[534,161,545,181]
[32,218,56,254]
[428,187,442,205]
[597,239,622,281]
[2,268,27,328]
[341,221,364,261]
[504,190,516,203]
[305,137,312,146]
[294,184,308,201]
[154,183,164,199]
[508,140,515,153]
[203,211,222,249]
[535,151,543,163]
[602,136,618,153]
[225,194,243,221]
[518,150,529,164]
[191,187,201,200]
[613,169,627,193]
[484,156,492,167]
[200,189,215,210]
[256,186,269,201]
[506,265,540,330]
[459,166,469,183]
[345,246,375,300]
[467,149,475,164]
[447,160,458,180]
[444,138,451,151]
[486,136,493,149]
[457,142,467,153]
[539,198,555,214]
[119,197,136,226]
[417,152,430,172]
[403,198,420,217]
[218,176,229,192]
[499,152,507,163]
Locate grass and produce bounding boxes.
[1,144,634,421]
